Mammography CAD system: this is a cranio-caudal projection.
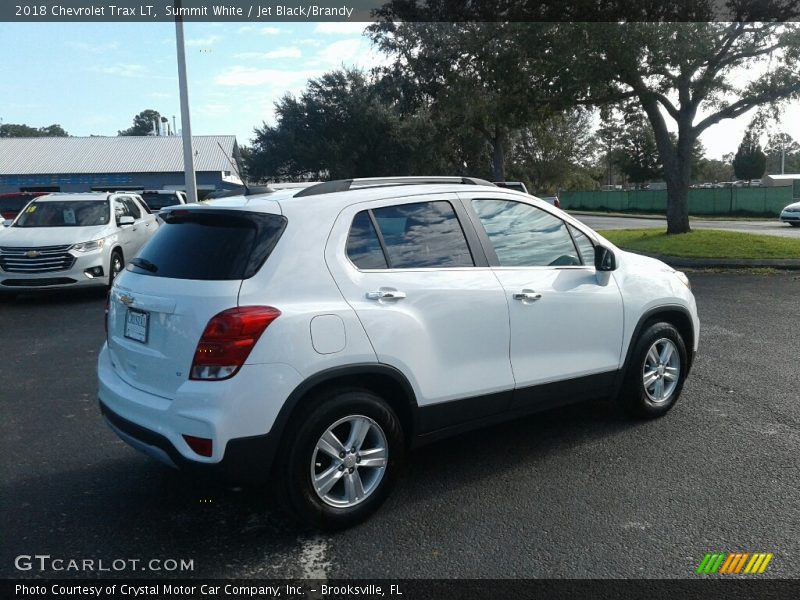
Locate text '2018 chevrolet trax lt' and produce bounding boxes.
[98,177,699,529]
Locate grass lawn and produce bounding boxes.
[601,229,800,259]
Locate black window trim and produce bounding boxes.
[345,196,489,271]
[459,194,593,270]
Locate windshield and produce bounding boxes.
[13,200,110,228]
[141,193,180,211]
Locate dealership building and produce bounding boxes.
[0,135,243,196]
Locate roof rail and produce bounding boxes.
[293,176,495,198]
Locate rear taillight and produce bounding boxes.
[554,198,561,209]
[0,211,15,220]
[190,306,281,381]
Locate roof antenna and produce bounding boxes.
[217,141,250,194]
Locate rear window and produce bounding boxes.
[141,193,181,211]
[128,210,286,280]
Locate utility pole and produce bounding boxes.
[174,0,198,202]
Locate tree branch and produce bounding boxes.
[695,82,800,133]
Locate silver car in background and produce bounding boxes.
[0,192,158,293]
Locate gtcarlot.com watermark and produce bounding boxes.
[15,554,194,573]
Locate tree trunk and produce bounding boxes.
[639,94,692,234]
[492,125,506,181]
[663,167,691,234]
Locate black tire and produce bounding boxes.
[276,388,405,530]
[109,250,124,287]
[619,322,688,419]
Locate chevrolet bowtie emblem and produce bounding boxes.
[25,250,41,258]
[119,294,135,306]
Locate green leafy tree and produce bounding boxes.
[0,123,68,137]
[369,21,562,181]
[118,109,162,136]
[507,109,597,194]
[614,112,663,188]
[557,20,800,232]
[247,69,450,181]
[764,132,800,174]
[733,128,767,184]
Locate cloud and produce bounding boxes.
[94,63,147,78]
[318,39,364,64]
[313,22,368,35]
[260,26,283,35]
[235,47,302,60]
[185,35,222,47]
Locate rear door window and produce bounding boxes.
[128,210,287,280]
[371,201,473,268]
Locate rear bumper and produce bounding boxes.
[100,399,277,482]
[97,342,303,482]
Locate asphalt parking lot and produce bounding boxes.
[1,271,799,579]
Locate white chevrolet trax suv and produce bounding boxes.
[0,192,158,293]
[98,177,699,529]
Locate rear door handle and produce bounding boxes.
[513,289,542,302]
[366,289,407,301]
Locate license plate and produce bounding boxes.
[124,308,149,344]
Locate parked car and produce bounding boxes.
[538,195,561,208]
[139,190,187,214]
[0,192,48,226]
[779,200,800,227]
[0,192,158,293]
[98,176,699,529]
[493,181,528,194]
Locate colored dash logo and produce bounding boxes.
[697,552,774,575]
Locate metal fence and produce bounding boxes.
[560,187,794,216]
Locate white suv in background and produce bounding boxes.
[98,177,699,529]
[0,192,158,293]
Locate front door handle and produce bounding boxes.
[366,289,407,301]
[513,289,542,302]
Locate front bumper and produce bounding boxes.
[0,250,108,290]
[779,211,800,223]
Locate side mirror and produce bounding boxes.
[118,216,135,227]
[594,245,617,271]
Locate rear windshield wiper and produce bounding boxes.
[130,257,158,273]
